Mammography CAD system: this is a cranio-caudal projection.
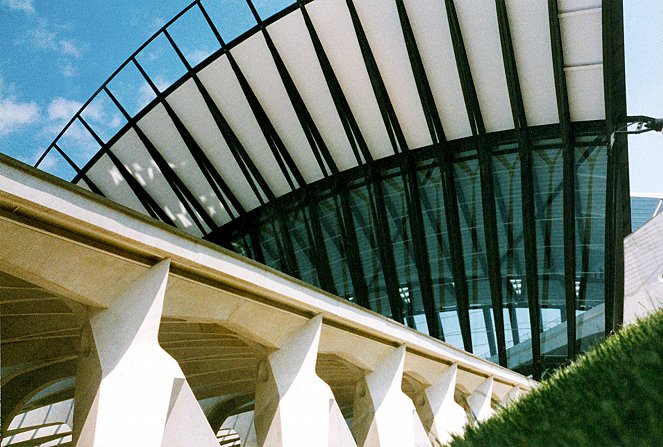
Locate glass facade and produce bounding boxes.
[630,196,663,232]
[29,0,628,380]
[211,124,610,377]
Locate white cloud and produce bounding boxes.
[187,49,212,66]
[29,27,57,50]
[28,27,82,58]
[151,17,166,32]
[61,62,76,78]
[1,0,34,14]
[0,77,39,137]
[46,96,109,128]
[0,98,39,136]
[23,22,83,80]
[108,114,122,129]
[47,97,82,122]
[59,39,81,58]
[43,97,98,162]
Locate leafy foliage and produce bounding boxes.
[450,310,663,447]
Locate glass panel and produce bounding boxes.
[454,156,490,306]
[57,120,101,168]
[454,155,493,356]
[439,310,464,350]
[492,148,528,367]
[382,169,426,331]
[107,63,157,117]
[38,148,77,180]
[575,138,607,351]
[349,181,392,318]
[469,308,490,358]
[631,196,662,231]
[532,143,566,367]
[316,195,354,301]
[258,221,284,272]
[217,128,611,373]
[167,6,221,67]
[417,160,457,344]
[253,0,294,20]
[81,90,127,144]
[286,207,318,287]
[230,234,253,259]
[136,34,188,93]
[201,0,255,43]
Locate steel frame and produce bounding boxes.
[30,0,628,373]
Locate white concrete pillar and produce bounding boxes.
[72,259,218,447]
[352,345,431,447]
[413,364,467,446]
[254,315,355,447]
[498,385,520,409]
[466,377,494,423]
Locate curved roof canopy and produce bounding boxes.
[34,0,628,377]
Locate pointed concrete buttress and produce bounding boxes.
[352,345,431,447]
[498,385,521,409]
[413,364,468,446]
[254,315,356,447]
[72,259,219,447]
[467,376,495,423]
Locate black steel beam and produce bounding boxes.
[483,306,498,357]
[367,179,404,323]
[393,0,447,338]
[305,198,337,294]
[199,4,308,278]
[496,0,543,373]
[445,0,507,365]
[162,30,246,219]
[246,0,338,178]
[298,1,372,165]
[130,58,217,234]
[225,49,305,191]
[602,0,629,334]
[159,97,243,219]
[343,0,415,323]
[296,1,374,308]
[337,186,371,308]
[239,6,341,291]
[191,74,272,204]
[345,0,408,155]
[436,159,472,350]
[548,0,577,362]
[79,109,175,227]
[52,139,105,197]
[197,2,276,204]
[508,302,520,345]
[200,3,305,191]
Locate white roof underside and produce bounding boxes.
[82,0,607,234]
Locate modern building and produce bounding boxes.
[630,193,663,232]
[1,0,634,446]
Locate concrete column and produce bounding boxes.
[466,377,494,423]
[498,385,520,409]
[254,315,355,447]
[72,259,218,447]
[413,364,467,446]
[352,345,431,447]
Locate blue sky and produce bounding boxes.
[0,0,661,193]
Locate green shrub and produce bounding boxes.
[450,310,663,447]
